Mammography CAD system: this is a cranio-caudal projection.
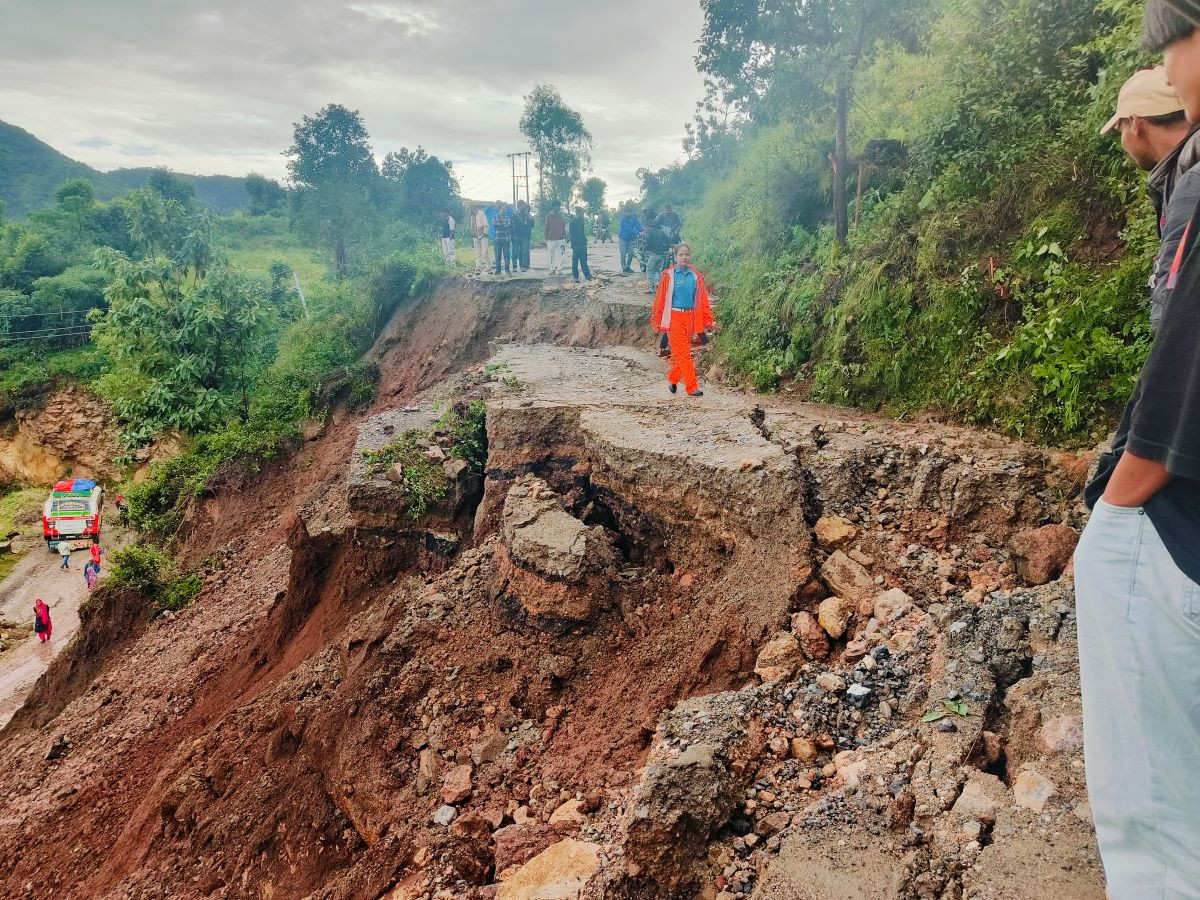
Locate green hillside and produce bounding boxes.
[0,120,250,218]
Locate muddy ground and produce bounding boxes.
[0,258,1104,900]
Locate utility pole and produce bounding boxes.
[508,151,531,208]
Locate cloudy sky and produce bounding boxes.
[1,0,707,201]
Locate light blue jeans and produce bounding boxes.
[1075,498,1200,899]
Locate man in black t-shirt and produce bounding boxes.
[1075,4,1200,894]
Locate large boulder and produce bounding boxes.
[498,477,618,632]
[1009,524,1078,585]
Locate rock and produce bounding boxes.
[755,811,791,837]
[443,458,470,480]
[496,839,601,900]
[953,772,1006,826]
[739,458,764,472]
[386,462,406,483]
[549,798,586,825]
[845,684,873,707]
[815,673,846,693]
[817,596,855,640]
[423,445,447,462]
[821,551,875,602]
[1038,715,1084,753]
[814,516,857,550]
[450,811,493,843]
[790,611,830,660]
[873,588,914,623]
[789,737,819,764]
[494,823,573,872]
[1009,524,1078,585]
[416,748,440,794]
[755,632,804,682]
[1013,769,1057,813]
[440,764,474,805]
[513,805,533,825]
[432,804,457,826]
[471,731,509,765]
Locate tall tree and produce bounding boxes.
[381,147,461,218]
[244,172,287,216]
[697,0,928,241]
[285,104,379,275]
[519,85,593,205]
[580,177,607,213]
[53,178,96,240]
[145,169,196,206]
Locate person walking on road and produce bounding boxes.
[1074,5,1200,897]
[33,599,52,643]
[544,201,567,275]
[569,207,593,282]
[642,223,671,294]
[618,206,642,274]
[651,243,714,397]
[57,541,71,570]
[438,210,457,267]
[472,206,490,274]
[90,542,101,567]
[492,203,513,276]
[513,201,534,272]
[84,560,99,592]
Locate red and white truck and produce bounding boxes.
[43,478,104,550]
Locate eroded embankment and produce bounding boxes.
[0,276,1101,900]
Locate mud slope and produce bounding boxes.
[0,274,1102,900]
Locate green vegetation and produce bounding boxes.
[1,103,449,548]
[0,486,44,581]
[643,0,1153,446]
[520,86,593,205]
[107,542,201,612]
[360,399,487,519]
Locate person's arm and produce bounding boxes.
[1102,451,1172,507]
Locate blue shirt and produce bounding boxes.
[671,266,697,310]
[618,214,642,241]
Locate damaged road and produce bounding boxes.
[0,276,1102,900]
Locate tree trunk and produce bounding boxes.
[833,77,849,243]
[854,162,865,233]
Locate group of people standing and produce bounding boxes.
[466,201,536,276]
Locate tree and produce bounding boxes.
[381,147,461,219]
[244,173,287,216]
[285,104,380,275]
[145,169,196,206]
[92,192,270,443]
[580,177,607,214]
[697,0,928,241]
[54,178,96,240]
[519,85,593,205]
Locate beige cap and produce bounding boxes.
[1102,66,1185,134]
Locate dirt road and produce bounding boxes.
[0,529,127,729]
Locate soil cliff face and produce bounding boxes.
[0,276,1102,900]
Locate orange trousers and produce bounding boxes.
[666,309,699,394]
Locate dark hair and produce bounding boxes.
[1144,0,1199,52]
[1146,109,1190,127]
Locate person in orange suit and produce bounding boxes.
[651,243,714,396]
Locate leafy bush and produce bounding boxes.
[361,432,450,519]
[108,543,172,596]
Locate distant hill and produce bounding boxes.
[0,120,251,218]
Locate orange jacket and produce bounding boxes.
[651,265,715,335]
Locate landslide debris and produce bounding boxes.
[0,280,1103,900]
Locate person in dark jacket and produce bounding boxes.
[642,223,671,294]
[492,203,513,275]
[569,206,592,282]
[1075,4,1200,895]
[618,206,642,273]
[656,205,682,243]
[512,201,534,272]
[1105,65,1200,329]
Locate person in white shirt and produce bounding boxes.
[439,210,456,267]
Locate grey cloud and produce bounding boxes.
[2,0,706,197]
